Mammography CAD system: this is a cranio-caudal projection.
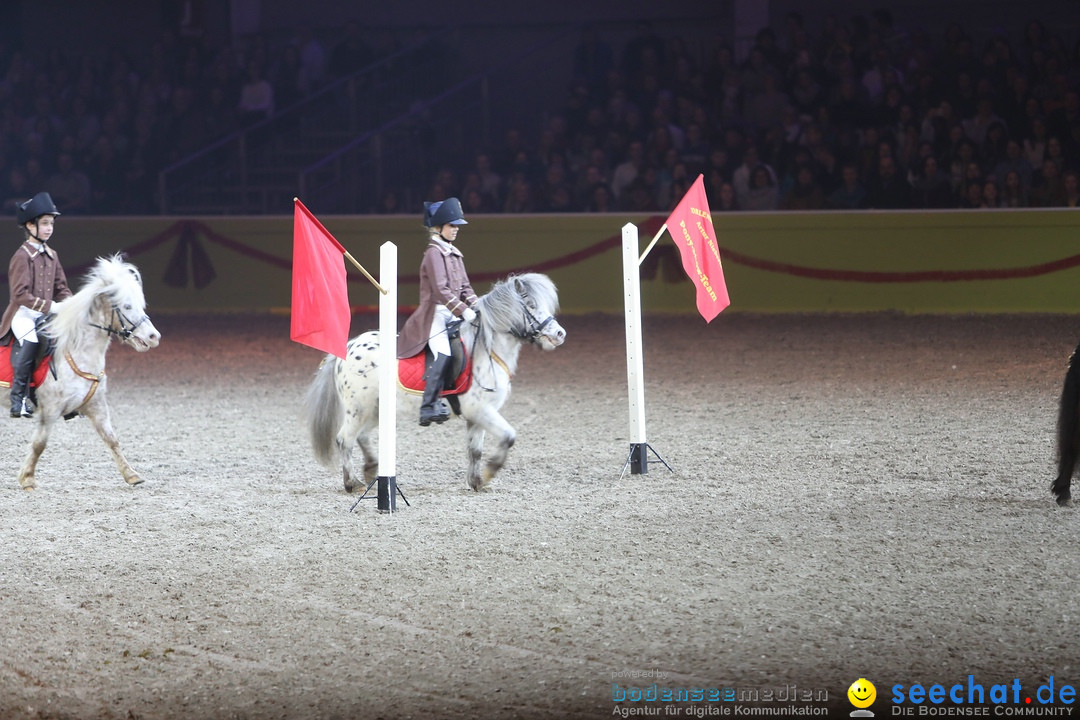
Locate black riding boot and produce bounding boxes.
[419,353,451,427]
[10,339,39,418]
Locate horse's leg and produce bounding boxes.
[337,405,379,493]
[465,410,516,492]
[84,404,143,486]
[336,409,362,493]
[17,415,56,490]
[356,433,378,488]
[1053,342,1080,506]
[465,420,486,491]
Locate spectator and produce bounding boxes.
[610,139,644,201]
[1045,135,1070,175]
[586,182,615,212]
[979,120,1009,175]
[961,97,1004,147]
[1029,158,1066,207]
[572,24,614,94]
[958,180,984,208]
[272,44,305,110]
[980,178,1002,208]
[44,150,91,214]
[827,162,867,210]
[1046,89,1080,155]
[715,181,739,211]
[744,72,790,135]
[732,144,776,208]
[1000,169,1029,208]
[462,187,496,214]
[236,60,274,126]
[0,165,30,215]
[863,155,911,209]
[328,21,374,79]
[1023,116,1049,169]
[912,155,955,208]
[1062,169,1080,208]
[502,176,536,213]
[781,164,826,210]
[86,136,126,214]
[992,138,1034,191]
[292,26,326,94]
[741,164,779,211]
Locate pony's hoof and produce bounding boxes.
[125,475,143,486]
[1056,495,1073,508]
[21,484,35,492]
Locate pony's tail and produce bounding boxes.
[304,355,343,468]
[1052,341,1080,504]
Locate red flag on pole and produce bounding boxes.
[291,199,350,358]
[666,174,730,322]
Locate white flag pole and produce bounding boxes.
[620,223,674,477]
[376,241,399,513]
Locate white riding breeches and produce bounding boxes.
[10,306,42,344]
[427,305,453,358]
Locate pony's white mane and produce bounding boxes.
[476,273,559,340]
[46,255,145,347]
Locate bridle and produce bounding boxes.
[508,295,556,345]
[91,306,149,343]
[468,291,557,391]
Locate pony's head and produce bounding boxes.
[48,255,160,352]
[479,273,565,351]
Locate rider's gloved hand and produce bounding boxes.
[462,307,477,323]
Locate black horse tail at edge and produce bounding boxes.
[1052,342,1080,506]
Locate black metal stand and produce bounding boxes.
[350,476,410,513]
[620,442,674,477]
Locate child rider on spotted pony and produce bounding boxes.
[396,197,478,427]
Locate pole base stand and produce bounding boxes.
[350,476,410,513]
[620,442,674,477]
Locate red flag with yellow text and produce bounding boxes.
[666,175,730,322]
[291,199,350,358]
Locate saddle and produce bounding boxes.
[0,342,52,390]
[397,332,472,397]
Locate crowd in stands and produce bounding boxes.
[0,21,391,215]
[0,11,1078,216]
[437,12,1080,215]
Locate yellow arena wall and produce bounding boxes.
[18,209,1080,315]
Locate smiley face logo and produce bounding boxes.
[848,678,876,708]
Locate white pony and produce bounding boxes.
[304,273,565,492]
[16,255,160,490]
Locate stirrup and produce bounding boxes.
[419,399,450,427]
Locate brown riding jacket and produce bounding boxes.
[397,238,478,358]
[0,241,72,341]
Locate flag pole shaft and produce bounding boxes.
[344,250,387,295]
[638,224,668,266]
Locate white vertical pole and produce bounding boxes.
[377,241,398,513]
[622,223,649,473]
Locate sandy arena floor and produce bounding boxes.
[1,311,1079,719]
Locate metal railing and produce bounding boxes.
[156,35,448,214]
[296,27,579,215]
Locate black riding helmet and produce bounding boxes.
[16,192,61,226]
[424,197,468,228]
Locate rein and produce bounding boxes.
[468,295,552,392]
[90,308,148,341]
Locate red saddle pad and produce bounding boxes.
[397,351,472,396]
[0,344,52,389]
